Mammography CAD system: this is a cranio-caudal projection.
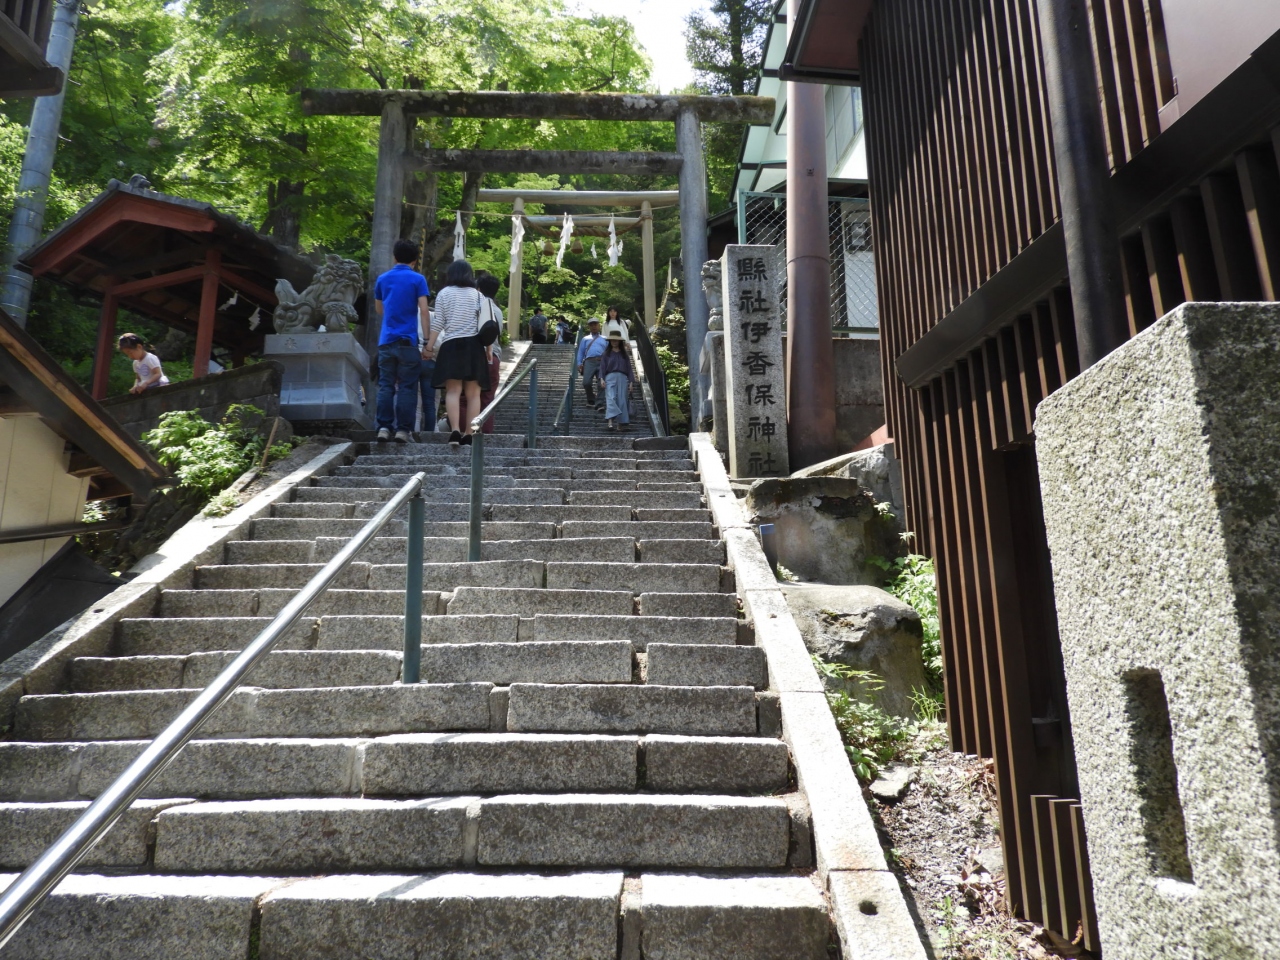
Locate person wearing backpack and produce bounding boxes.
[373,239,430,442]
[530,307,549,344]
[427,259,498,447]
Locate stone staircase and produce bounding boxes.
[0,433,835,959]
[493,343,655,438]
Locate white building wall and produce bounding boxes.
[0,415,90,606]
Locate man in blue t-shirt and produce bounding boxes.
[576,317,607,407]
[374,239,431,442]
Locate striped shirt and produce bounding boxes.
[432,286,487,347]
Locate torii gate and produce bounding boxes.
[301,89,774,422]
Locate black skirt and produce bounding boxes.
[432,336,491,390]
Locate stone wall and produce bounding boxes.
[1035,302,1280,960]
[101,362,284,442]
[778,336,884,452]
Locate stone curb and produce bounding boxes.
[0,443,355,728]
[689,433,927,960]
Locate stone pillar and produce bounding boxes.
[264,331,373,430]
[641,200,657,329]
[1035,301,1280,960]
[721,244,789,479]
[368,100,407,355]
[676,108,709,424]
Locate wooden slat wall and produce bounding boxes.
[862,0,1280,949]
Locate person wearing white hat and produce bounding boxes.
[599,323,635,430]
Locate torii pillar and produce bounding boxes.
[676,108,710,426]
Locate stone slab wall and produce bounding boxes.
[1035,301,1280,960]
[101,362,284,442]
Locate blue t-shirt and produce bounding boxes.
[375,264,430,345]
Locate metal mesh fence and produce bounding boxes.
[736,191,879,336]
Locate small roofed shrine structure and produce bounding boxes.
[17,177,317,399]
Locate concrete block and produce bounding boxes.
[449,587,633,617]
[647,643,767,689]
[419,641,632,685]
[0,799,189,868]
[780,690,888,876]
[0,872,279,960]
[71,655,186,692]
[258,872,622,960]
[639,592,737,618]
[827,869,930,960]
[476,794,789,867]
[533,615,737,651]
[369,559,544,590]
[638,539,726,565]
[546,562,720,594]
[1034,301,1280,959]
[741,590,826,694]
[362,733,638,795]
[642,734,790,794]
[507,683,757,736]
[640,874,829,960]
[154,797,472,871]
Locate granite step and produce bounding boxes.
[292,485,567,504]
[156,589,415,619]
[506,683,759,736]
[416,641,634,685]
[70,650,404,692]
[316,535,637,565]
[0,734,790,802]
[568,490,703,509]
[544,561,723,594]
[559,520,717,540]
[12,684,493,741]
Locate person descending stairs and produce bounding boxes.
[0,432,837,958]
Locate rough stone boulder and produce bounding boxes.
[744,476,899,585]
[781,584,926,719]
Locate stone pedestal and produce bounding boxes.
[1035,302,1280,960]
[720,245,788,478]
[263,332,372,430]
[702,330,728,453]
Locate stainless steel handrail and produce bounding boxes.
[0,470,428,949]
[467,357,538,561]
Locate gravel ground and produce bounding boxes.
[869,740,1095,960]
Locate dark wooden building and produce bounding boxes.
[785,0,1280,947]
[0,0,62,96]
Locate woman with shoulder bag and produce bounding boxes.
[427,260,498,447]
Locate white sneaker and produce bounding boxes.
[376,428,391,442]
[394,430,411,444]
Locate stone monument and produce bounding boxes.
[264,255,372,430]
[700,259,728,451]
[1035,302,1280,960]
[720,244,788,478]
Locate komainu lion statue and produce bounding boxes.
[273,255,363,334]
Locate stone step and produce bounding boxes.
[531,615,738,650]
[71,650,404,692]
[417,641,633,685]
[647,643,768,690]
[569,490,703,509]
[251,516,409,540]
[356,451,695,465]
[317,614,521,648]
[370,559,545,590]
[13,683,492,741]
[0,799,190,870]
[544,561,722,594]
[271,501,351,518]
[0,734,789,802]
[637,539,727,565]
[293,485,566,504]
[639,592,739,618]
[193,563,377,590]
[136,793,791,872]
[317,535,637,565]
[156,589,413,619]
[489,503,633,522]
[635,508,713,522]
[117,617,320,656]
[447,587,634,617]
[506,683,758,736]
[560,520,716,540]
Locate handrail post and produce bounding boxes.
[468,428,484,561]
[528,365,538,449]
[403,491,424,684]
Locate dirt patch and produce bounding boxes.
[871,744,1095,960]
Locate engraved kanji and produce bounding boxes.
[742,351,774,376]
[738,289,768,314]
[739,321,773,343]
[748,450,779,474]
[746,416,777,440]
[745,383,777,406]
[736,257,768,282]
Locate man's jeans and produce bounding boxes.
[417,359,437,431]
[582,357,602,405]
[376,339,422,432]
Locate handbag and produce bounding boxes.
[475,292,500,346]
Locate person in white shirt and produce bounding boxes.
[118,333,169,393]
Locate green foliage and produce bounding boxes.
[201,489,243,517]
[143,405,291,501]
[872,552,943,689]
[654,342,690,433]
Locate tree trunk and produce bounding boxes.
[422,171,485,283]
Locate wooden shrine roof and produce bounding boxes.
[18,178,317,355]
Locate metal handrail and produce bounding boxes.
[554,324,587,433]
[631,316,670,433]
[0,471,429,949]
[467,357,538,561]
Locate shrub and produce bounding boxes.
[873,552,942,689]
[144,405,293,502]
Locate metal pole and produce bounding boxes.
[785,0,837,470]
[1,0,82,326]
[403,492,423,684]
[676,108,710,425]
[0,471,424,949]
[737,190,748,245]
[528,365,538,449]
[1035,0,1128,369]
[468,429,484,561]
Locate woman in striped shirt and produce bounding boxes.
[426,260,492,447]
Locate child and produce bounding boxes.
[118,334,169,394]
[599,327,634,431]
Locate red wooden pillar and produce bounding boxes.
[91,288,119,400]
[193,250,221,378]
